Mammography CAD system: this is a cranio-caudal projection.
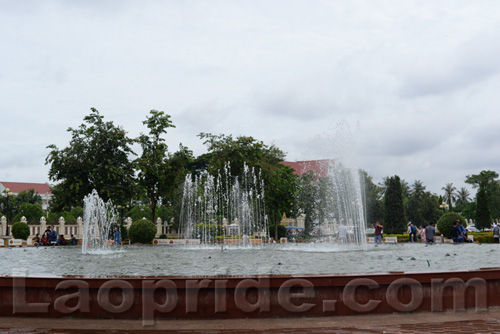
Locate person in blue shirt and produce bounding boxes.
[49,225,58,245]
[457,221,468,242]
[113,226,121,246]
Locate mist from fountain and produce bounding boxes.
[179,163,268,245]
[308,120,367,246]
[82,189,117,254]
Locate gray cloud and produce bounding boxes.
[2,0,500,196]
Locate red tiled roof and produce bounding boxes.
[280,160,333,178]
[0,181,52,195]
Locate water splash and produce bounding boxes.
[82,190,117,254]
[179,163,268,245]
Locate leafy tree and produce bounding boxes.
[46,108,135,209]
[296,171,320,235]
[406,180,427,227]
[163,144,195,230]
[126,205,153,223]
[14,203,44,223]
[442,183,457,211]
[461,201,476,220]
[266,164,298,236]
[198,133,288,230]
[384,175,406,234]
[361,170,384,227]
[475,188,491,230]
[135,110,176,223]
[466,170,500,219]
[198,133,285,177]
[465,170,499,189]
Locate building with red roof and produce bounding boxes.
[0,181,52,210]
[280,159,333,178]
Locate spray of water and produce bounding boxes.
[179,163,268,245]
[82,190,117,254]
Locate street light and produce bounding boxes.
[3,188,14,236]
[439,201,449,212]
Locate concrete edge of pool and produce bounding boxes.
[0,267,498,321]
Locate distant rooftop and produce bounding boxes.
[0,181,52,194]
[280,160,332,178]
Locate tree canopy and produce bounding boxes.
[45,108,135,209]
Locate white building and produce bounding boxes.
[0,181,53,211]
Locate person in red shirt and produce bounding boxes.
[372,221,383,244]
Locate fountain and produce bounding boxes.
[81,189,117,254]
[179,163,268,245]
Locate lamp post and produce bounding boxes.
[3,188,14,236]
[439,201,449,213]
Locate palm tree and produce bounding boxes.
[410,180,426,198]
[442,183,457,211]
[455,187,471,207]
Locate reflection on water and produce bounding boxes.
[1,243,497,277]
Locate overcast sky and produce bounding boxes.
[1,0,499,196]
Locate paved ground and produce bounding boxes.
[2,308,500,333]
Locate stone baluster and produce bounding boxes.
[1,216,6,236]
[40,217,47,236]
[156,217,162,236]
[58,217,66,235]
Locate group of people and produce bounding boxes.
[407,222,437,243]
[371,221,438,245]
[450,220,472,243]
[31,225,78,246]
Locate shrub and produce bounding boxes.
[129,219,156,244]
[11,222,30,240]
[159,233,168,239]
[475,234,493,243]
[269,225,287,239]
[437,212,466,239]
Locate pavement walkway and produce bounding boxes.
[2,308,500,333]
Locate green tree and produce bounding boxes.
[163,144,195,230]
[406,180,426,227]
[198,133,288,229]
[442,183,457,211]
[126,205,153,223]
[384,175,406,234]
[466,170,500,219]
[360,170,384,227]
[14,203,44,223]
[475,188,491,230]
[296,171,320,235]
[454,187,471,212]
[46,108,136,209]
[266,164,298,236]
[135,110,176,223]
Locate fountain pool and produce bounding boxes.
[1,243,498,277]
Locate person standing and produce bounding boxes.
[408,222,417,242]
[493,224,500,243]
[372,221,383,245]
[425,223,436,244]
[113,226,121,246]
